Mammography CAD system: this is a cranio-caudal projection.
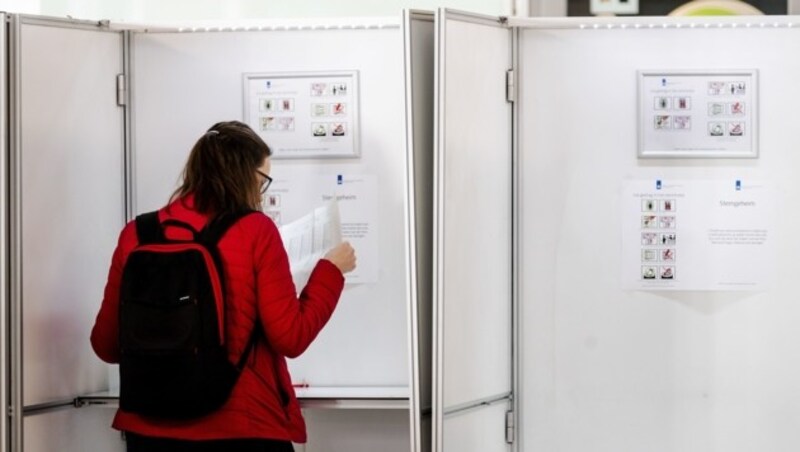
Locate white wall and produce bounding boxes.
[0,0,40,14]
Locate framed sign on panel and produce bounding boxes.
[638,69,758,158]
[243,71,361,159]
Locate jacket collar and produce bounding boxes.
[161,194,210,233]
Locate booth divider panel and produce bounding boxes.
[405,11,436,452]
[436,14,513,411]
[442,401,510,452]
[302,409,411,452]
[23,409,124,452]
[19,22,125,407]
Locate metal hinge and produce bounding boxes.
[505,409,515,444]
[506,69,516,103]
[116,74,127,106]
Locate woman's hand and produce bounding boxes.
[324,242,357,274]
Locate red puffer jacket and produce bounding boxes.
[90,196,344,443]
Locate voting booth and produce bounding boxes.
[513,14,800,452]
[432,9,800,452]
[4,11,436,452]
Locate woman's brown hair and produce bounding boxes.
[171,120,272,216]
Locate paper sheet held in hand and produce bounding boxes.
[278,198,342,288]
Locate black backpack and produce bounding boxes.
[118,210,257,419]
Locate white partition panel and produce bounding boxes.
[302,409,411,452]
[442,401,510,452]
[132,23,411,391]
[23,409,124,452]
[433,9,512,452]
[16,18,125,408]
[404,10,436,452]
[519,18,800,452]
[9,15,126,452]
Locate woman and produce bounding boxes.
[91,120,356,451]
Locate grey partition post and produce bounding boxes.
[1,12,8,452]
[8,14,23,452]
[510,22,520,452]
[123,29,134,222]
[403,9,435,452]
[8,15,126,452]
[432,9,514,452]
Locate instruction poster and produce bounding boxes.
[244,71,360,159]
[622,179,773,291]
[263,166,377,284]
[638,70,757,158]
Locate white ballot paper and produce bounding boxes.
[278,198,342,289]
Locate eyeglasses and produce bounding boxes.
[256,169,272,194]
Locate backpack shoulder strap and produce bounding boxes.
[199,210,261,373]
[194,209,258,281]
[199,209,259,247]
[135,211,165,245]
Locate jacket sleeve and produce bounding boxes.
[90,222,137,363]
[253,217,345,358]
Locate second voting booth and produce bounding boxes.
[7,7,800,452]
[512,14,800,452]
[433,9,800,452]
[436,9,800,452]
